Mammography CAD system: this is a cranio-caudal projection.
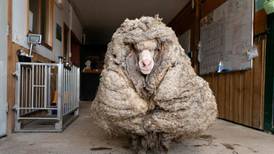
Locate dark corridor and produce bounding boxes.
[80,44,106,101]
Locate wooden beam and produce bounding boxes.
[254,10,267,35]
[201,0,226,17]
[192,0,201,72]
[7,0,14,134]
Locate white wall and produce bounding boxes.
[63,0,71,28]
[53,5,63,62]
[12,0,82,62]
[63,0,83,59]
[12,0,29,49]
[0,0,8,137]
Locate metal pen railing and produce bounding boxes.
[14,62,80,132]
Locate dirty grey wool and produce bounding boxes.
[91,16,217,153]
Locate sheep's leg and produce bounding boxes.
[146,133,169,154]
[130,133,170,154]
[130,135,145,154]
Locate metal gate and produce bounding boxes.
[0,0,8,137]
[14,62,80,132]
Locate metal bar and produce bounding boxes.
[42,65,44,108]
[71,68,73,111]
[47,66,51,108]
[31,65,34,110]
[66,69,67,114]
[67,69,70,114]
[26,66,28,112]
[76,68,77,107]
[44,66,48,108]
[62,107,79,117]
[77,67,79,107]
[18,107,58,110]
[74,67,76,109]
[29,66,32,112]
[15,63,21,126]
[68,68,70,113]
[25,67,29,115]
[66,68,68,114]
[39,65,41,108]
[73,67,75,109]
[18,62,59,66]
[14,129,62,133]
[67,68,69,113]
[57,63,63,127]
[67,69,69,114]
[66,68,69,114]
[18,117,59,120]
[22,66,25,115]
[72,68,75,110]
[40,65,43,108]
[35,65,38,109]
[71,67,73,110]
[64,69,67,115]
[76,67,78,107]
[29,67,32,114]
[24,66,27,115]
[33,85,46,88]
[38,65,41,108]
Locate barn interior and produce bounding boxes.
[1,0,274,153]
[72,0,269,133]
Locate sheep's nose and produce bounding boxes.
[142,59,151,67]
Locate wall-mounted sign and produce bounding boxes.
[200,0,253,75]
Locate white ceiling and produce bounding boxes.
[69,0,190,44]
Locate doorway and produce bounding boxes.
[264,13,274,133]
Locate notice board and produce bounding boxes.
[199,0,254,75]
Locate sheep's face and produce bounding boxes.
[135,40,157,75]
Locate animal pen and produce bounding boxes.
[14,62,80,132]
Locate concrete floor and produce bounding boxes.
[1,102,274,154]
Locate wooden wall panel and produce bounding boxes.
[254,10,267,35]
[170,0,267,129]
[203,38,266,129]
[71,31,81,67]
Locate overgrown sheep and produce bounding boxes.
[91,16,217,154]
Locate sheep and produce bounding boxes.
[91,16,217,154]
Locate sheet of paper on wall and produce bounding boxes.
[179,30,191,57]
[199,0,254,75]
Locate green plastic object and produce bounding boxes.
[264,0,274,14]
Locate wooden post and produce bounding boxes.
[192,0,201,73]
